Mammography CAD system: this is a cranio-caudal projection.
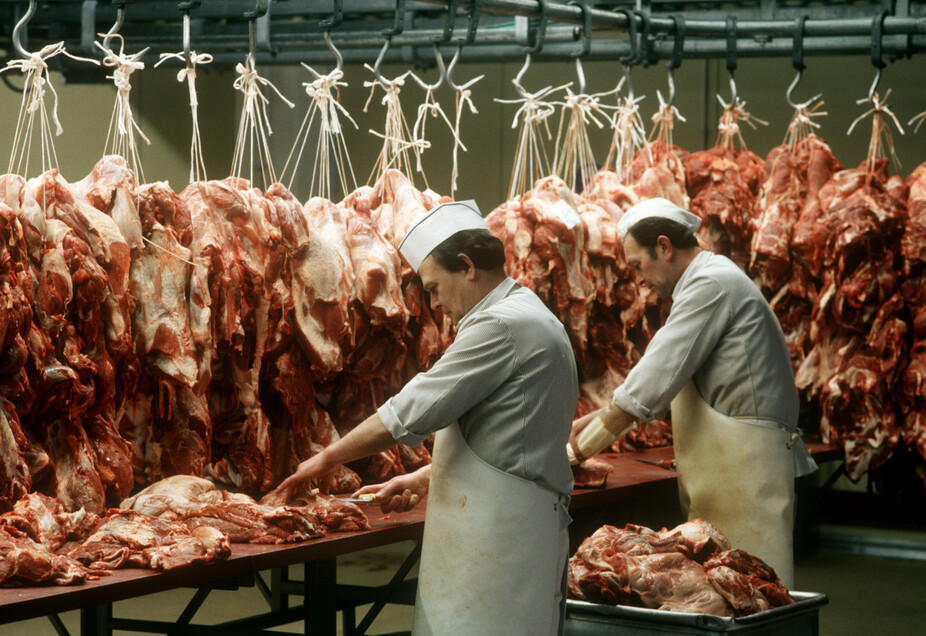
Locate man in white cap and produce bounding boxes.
[568,197,817,588]
[274,200,578,635]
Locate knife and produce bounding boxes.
[336,493,391,504]
[634,457,677,471]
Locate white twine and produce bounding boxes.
[715,94,768,150]
[156,50,214,183]
[231,55,295,189]
[496,80,568,199]
[3,42,99,176]
[412,86,456,179]
[848,90,904,173]
[604,93,648,181]
[552,86,619,193]
[281,66,359,200]
[364,66,423,186]
[649,90,687,151]
[450,87,479,196]
[96,36,150,183]
[784,100,826,150]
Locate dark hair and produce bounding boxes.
[429,229,506,272]
[626,217,699,258]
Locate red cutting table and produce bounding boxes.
[0,442,842,636]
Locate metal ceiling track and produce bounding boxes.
[1,1,924,79]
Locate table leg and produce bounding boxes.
[304,557,337,636]
[79,604,111,636]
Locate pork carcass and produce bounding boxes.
[181,179,273,490]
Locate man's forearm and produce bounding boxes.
[322,413,398,468]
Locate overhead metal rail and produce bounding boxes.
[1,0,924,78]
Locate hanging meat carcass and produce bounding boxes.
[791,155,908,481]
[752,133,843,371]
[898,162,926,464]
[180,179,274,491]
[123,181,210,484]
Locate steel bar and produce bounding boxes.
[413,0,926,37]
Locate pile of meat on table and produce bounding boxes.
[0,475,368,586]
[567,519,793,617]
[0,159,451,521]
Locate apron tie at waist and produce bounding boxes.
[787,428,802,450]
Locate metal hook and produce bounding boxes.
[372,37,392,85]
[325,29,343,73]
[178,0,202,66]
[614,8,638,66]
[446,42,484,92]
[726,15,738,103]
[522,0,548,56]
[568,0,591,94]
[665,15,684,106]
[319,0,343,31]
[513,53,534,99]
[455,0,482,46]
[634,9,654,67]
[245,0,268,63]
[12,0,37,58]
[785,16,821,109]
[869,10,888,104]
[383,0,406,38]
[410,43,446,91]
[435,0,458,44]
[102,2,126,54]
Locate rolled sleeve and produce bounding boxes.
[377,399,426,446]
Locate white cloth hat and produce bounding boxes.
[617,197,702,239]
[398,200,486,271]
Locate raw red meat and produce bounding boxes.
[568,520,790,617]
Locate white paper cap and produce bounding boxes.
[617,197,702,240]
[398,200,486,271]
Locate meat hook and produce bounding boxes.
[445,0,483,92]
[12,0,37,59]
[568,0,592,95]
[302,1,344,78]
[319,0,343,31]
[177,0,202,66]
[304,29,343,79]
[868,10,888,105]
[725,15,738,104]
[665,15,684,107]
[245,0,269,63]
[456,0,482,48]
[785,16,821,110]
[613,8,638,100]
[383,0,407,38]
[409,43,446,91]
[434,0,458,45]
[522,0,548,56]
[102,1,126,55]
[446,42,484,93]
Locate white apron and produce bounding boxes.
[412,422,571,636]
[671,381,796,588]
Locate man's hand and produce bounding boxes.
[272,452,337,501]
[567,402,638,465]
[352,465,431,514]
